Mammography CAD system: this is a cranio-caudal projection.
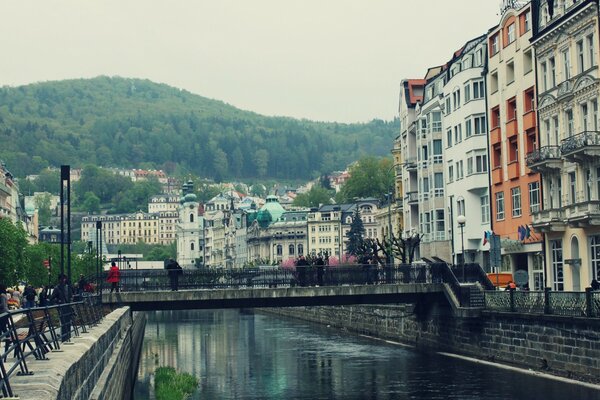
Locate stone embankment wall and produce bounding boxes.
[264,304,600,383]
[12,306,146,400]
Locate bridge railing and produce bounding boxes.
[0,295,104,398]
[95,264,447,292]
[484,288,600,318]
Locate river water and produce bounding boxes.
[134,309,600,400]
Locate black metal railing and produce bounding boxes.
[560,130,600,155]
[92,264,454,292]
[525,145,560,166]
[450,263,495,289]
[484,288,600,318]
[0,295,104,398]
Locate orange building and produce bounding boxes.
[487,3,544,289]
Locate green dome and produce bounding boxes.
[259,196,285,223]
[184,193,197,202]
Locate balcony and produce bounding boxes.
[405,157,418,171]
[505,119,518,138]
[507,161,519,180]
[525,146,562,172]
[531,208,566,232]
[492,167,503,185]
[564,199,600,227]
[560,131,600,162]
[405,191,418,205]
[523,110,536,131]
[490,126,501,146]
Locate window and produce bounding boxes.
[597,167,600,200]
[566,109,574,136]
[453,90,461,109]
[454,124,462,143]
[446,129,453,147]
[562,49,570,80]
[524,10,531,33]
[551,240,564,291]
[507,23,516,44]
[524,48,533,74]
[577,40,585,73]
[289,244,295,255]
[276,245,283,256]
[524,88,535,112]
[495,192,505,221]
[448,164,454,182]
[507,60,515,83]
[490,34,499,56]
[467,157,473,175]
[465,119,472,138]
[473,80,485,99]
[431,111,442,132]
[582,103,589,131]
[298,244,304,255]
[493,144,502,169]
[491,106,500,129]
[588,34,595,68]
[445,97,451,114]
[541,62,548,91]
[481,194,490,224]
[550,57,556,87]
[475,49,483,66]
[509,138,519,162]
[593,100,599,130]
[456,160,464,179]
[507,97,517,120]
[511,187,522,217]
[189,213,194,223]
[475,154,488,173]
[434,173,444,196]
[569,172,576,204]
[435,209,445,233]
[457,198,465,217]
[552,116,560,145]
[591,235,600,282]
[474,116,486,135]
[433,140,443,163]
[464,83,471,102]
[191,242,195,251]
[490,71,499,93]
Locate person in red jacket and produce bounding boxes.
[107,261,120,293]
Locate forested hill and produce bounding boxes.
[0,76,397,180]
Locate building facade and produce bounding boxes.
[488,2,544,288]
[530,0,600,290]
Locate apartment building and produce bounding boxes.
[148,194,180,213]
[530,0,600,290]
[398,79,426,245]
[81,211,162,245]
[488,2,544,288]
[416,68,451,262]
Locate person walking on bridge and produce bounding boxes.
[107,261,120,293]
[166,259,183,291]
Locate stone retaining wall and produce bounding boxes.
[11,306,146,400]
[264,303,600,383]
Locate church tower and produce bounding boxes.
[176,180,200,267]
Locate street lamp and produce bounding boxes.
[457,214,466,282]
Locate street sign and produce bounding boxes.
[490,234,501,270]
[514,270,528,286]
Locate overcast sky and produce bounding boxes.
[0,1,501,122]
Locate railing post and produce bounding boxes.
[509,288,515,312]
[544,287,551,314]
[585,287,593,317]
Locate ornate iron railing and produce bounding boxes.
[560,131,600,155]
[484,289,599,318]
[0,295,104,398]
[525,145,560,166]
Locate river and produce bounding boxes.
[134,309,600,400]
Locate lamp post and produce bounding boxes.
[386,164,396,267]
[457,214,466,283]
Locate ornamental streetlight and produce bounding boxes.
[457,214,466,282]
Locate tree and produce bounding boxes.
[35,169,61,194]
[345,211,365,258]
[337,157,394,203]
[23,242,58,287]
[253,149,269,178]
[292,185,333,208]
[0,218,29,285]
[82,192,101,214]
[34,193,53,226]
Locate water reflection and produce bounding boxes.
[135,310,600,400]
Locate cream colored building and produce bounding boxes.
[148,194,180,213]
[531,0,600,290]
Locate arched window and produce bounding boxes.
[289,244,295,255]
[298,244,304,255]
[190,213,194,223]
[191,242,195,251]
[276,245,283,256]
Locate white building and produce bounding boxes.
[175,182,201,267]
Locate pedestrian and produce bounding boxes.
[591,279,600,291]
[38,285,50,307]
[166,259,183,291]
[77,274,88,297]
[50,274,73,342]
[23,284,36,308]
[505,280,517,290]
[295,255,309,287]
[107,261,120,293]
[0,285,8,333]
[315,256,325,287]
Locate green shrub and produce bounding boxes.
[155,366,198,400]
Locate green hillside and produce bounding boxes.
[0,76,397,180]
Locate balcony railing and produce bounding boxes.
[526,145,561,168]
[405,192,418,204]
[564,199,600,225]
[404,157,417,170]
[560,131,600,158]
[531,208,566,230]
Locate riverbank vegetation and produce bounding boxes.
[155,366,198,400]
